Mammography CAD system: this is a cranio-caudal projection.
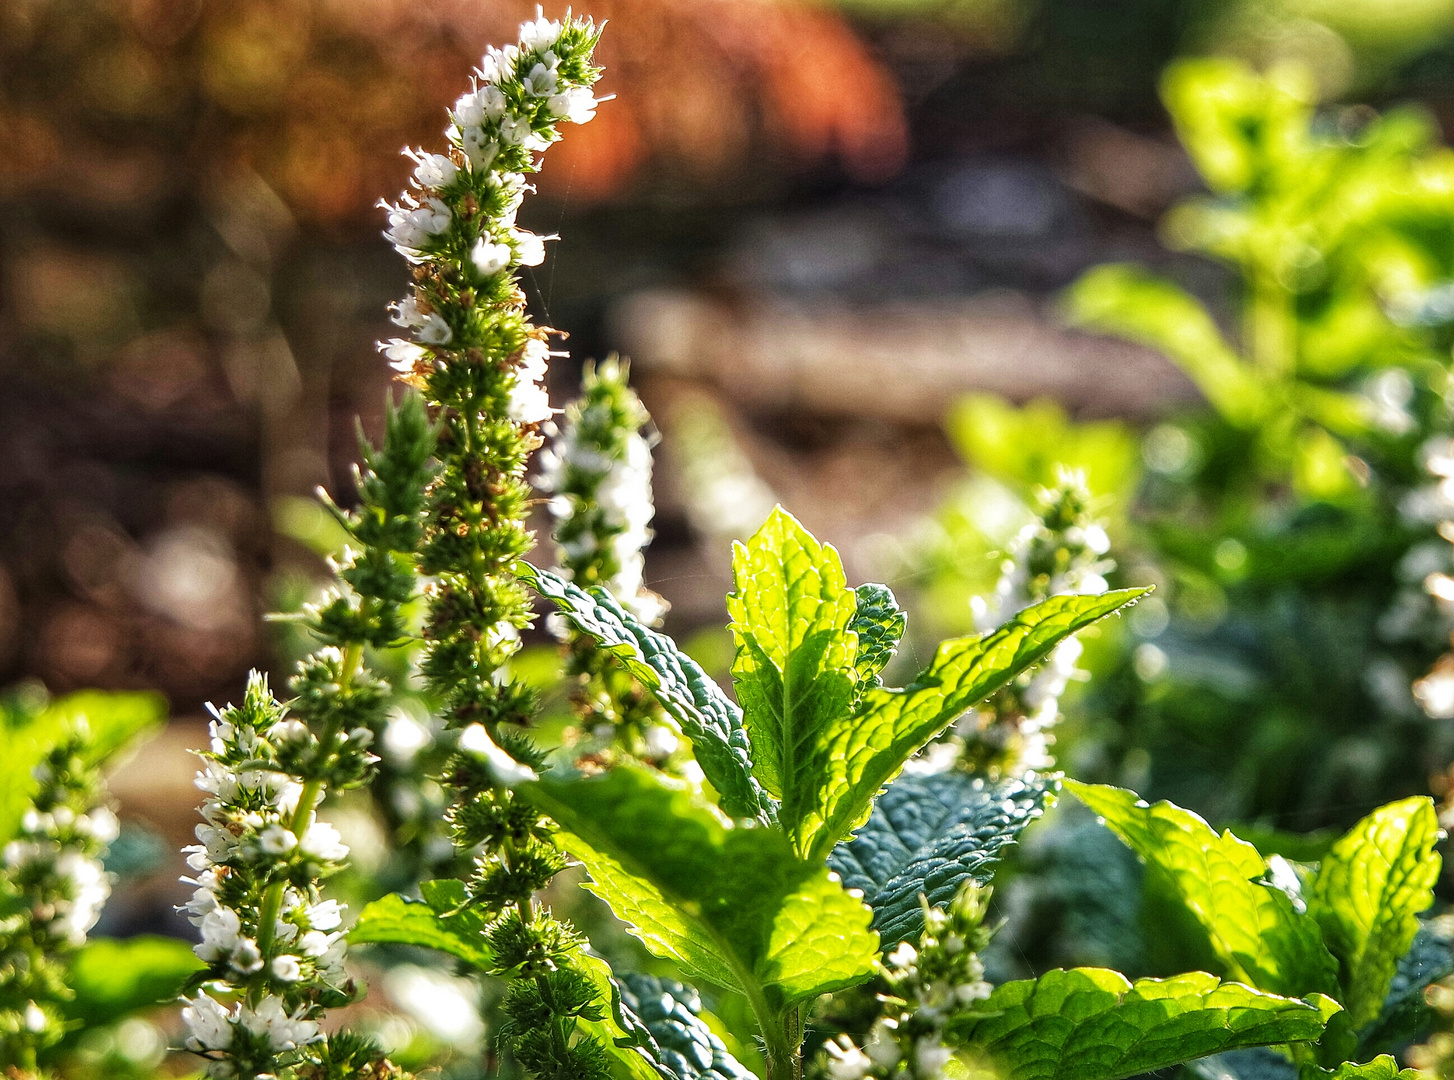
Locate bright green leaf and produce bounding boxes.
[1067,782,1340,999]
[801,589,1147,863]
[850,583,906,691]
[1306,1055,1423,1080]
[520,562,774,823]
[64,935,204,1028]
[1064,265,1266,427]
[946,968,1335,1080]
[349,880,493,968]
[828,772,1055,944]
[523,765,878,1015]
[726,507,860,850]
[1307,797,1442,1028]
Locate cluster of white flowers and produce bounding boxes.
[825,888,994,1080]
[377,8,601,424]
[178,677,360,1077]
[537,358,666,625]
[3,801,116,949]
[933,472,1112,776]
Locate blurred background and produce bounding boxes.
[10,0,1454,1050]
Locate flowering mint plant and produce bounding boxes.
[175,394,433,1080]
[538,358,683,770]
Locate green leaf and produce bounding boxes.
[1189,1047,1296,1080]
[0,691,165,846]
[569,951,682,1080]
[1064,265,1266,428]
[945,968,1336,1080]
[614,973,758,1080]
[64,935,204,1028]
[801,588,1147,863]
[1307,797,1442,1028]
[850,583,906,690]
[520,562,775,824]
[1067,782,1340,999]
[1358,918,1454,1054]
[349,880,493,968]
[523,765,878,1015]
[1304,1056,1423,1080]
[726,507,860,851]
[828,772,1055,944]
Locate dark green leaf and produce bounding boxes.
[1188,1047,1297,1080]
[946,968,1336,1080]
[828,772,1055,944]
[1357,918,1454,1054]
[1308,797,1442,1028]
[614,973,757,1080]
[520,562,774,823]
[1069,782,1340,999]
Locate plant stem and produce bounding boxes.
[254,640,364,967]
[762,1006,802,1080]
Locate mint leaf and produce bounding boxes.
[1189,1048,1297,1080]
[615,973,757,1080]
[524,765,878,1012]
[1305,1056,1423,1080]
[349,881,492,968]
[800,589,1147,863]
[64,935,204,1028]
[946,968,1335,1080]
[851,583,906,690]
[1307,797,1442,1028]
[520,562,774,823]
[1068,782,1340,999]
[1358,918,1454,1054]
[726,507,859,852]
[828,772,1055,944]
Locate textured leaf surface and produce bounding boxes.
[850,583,906,690]
[614,973,758,1080]
[800,589,1146,863]
[828,772,1055,944]
[1358,917,1454,1053]
[1188,1047,1297,1080]
[1068,782,1340,999]
[65,935,204,1027]
[1308,1056,1423,1080]
[349,879,493,968]
[521,562,774,822]
[525,765,878,1009]
[946,968,1333,1080]
[1307,797,1441,1027]
[726,507,859,852]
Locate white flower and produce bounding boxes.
[24,1002,46,1034]
[299,929,333,957]
[548,86,597,124]
[272,719,309,744]
[300,821,349,863]
[405,148,458,190]
[181,882,220,925]
[271,954,302,982]
[472,238,512,275]
[824,1037,872,1080]
[458,723,539,787]
[518,11,562,54]
[230,937,263,974]
[523,62,558,97]
[476,43,519,85]
[81,807,120,844]
[383,197,451,253]
[306,899,344,931]
[864,1020,901,1068]
[461,128,499,171]
[508,376,553,425]
[182,993,235,1051]
[379,338,430,374]
[886,941,918,970]
[258,824,296,855]
[240,995,320,1051]
[512,229,552,267]
[915,1036,954,1078]
[955,980,992,1005]
[196,906,243,962]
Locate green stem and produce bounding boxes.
[253,640,365,970]
[1249,266,1294,381]
[762,1005,802,1080]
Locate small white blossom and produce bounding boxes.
[182,993,235,1051]
[518,11,562,54]
[512,228,552,267]
[459,723,539,787]
[405,148,459,190]
[824,1037,873,1080]
[258,824,296,855]
[299,821,349,863]
[271,954,302,982]
[472,238,512,276]
[240,995,321,1052]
